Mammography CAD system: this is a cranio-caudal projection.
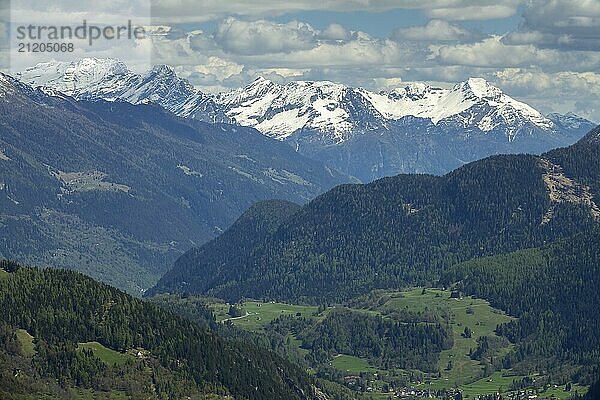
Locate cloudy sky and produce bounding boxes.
[4,0,600,121]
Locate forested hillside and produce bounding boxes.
[146,200,301,297]
[0,260,328,400]
[151,126,600,302]
[443,230,600,384]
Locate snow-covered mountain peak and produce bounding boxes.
[462,77,501,100]
[18,58,198,111]
[127,64,196,108]
[448,78,553,133]
[215,78,366,141]
[70,57,130,76]
[146,64,177,78]
[250,76,270,85]
[138,64,193,91]
[362,77,555,132]
[547,112,592,130]
[241,76,278,97]
[18,58,134,99]
[234,77,347,99]
[19,58,130,83]
[14,58,578,145]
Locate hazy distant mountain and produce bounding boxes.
[0,73,348,293]
[19,58,595,181]
[210,77,594,181]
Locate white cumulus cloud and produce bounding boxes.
[504,0,600,50]
[392,20,483,42]
[214,18,317,55]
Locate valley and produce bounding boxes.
[1,0,599,398]
[141,126,600,399]
[0,74,347,294]
[186,288,587,399]
[2,111,597,399]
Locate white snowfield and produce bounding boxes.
[17,58,133,100]
[17,58,564,143]
[361,78,551,130]
[17,58,197,112]
[216,78,355,140]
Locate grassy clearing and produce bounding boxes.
[16,329,35,357]
[381,288,514,387]
[78,342,133,366]
[459,372,586,399]
[331,354,379,374]
[537,384,587,400]
[460,371,525,397]
[211,300,320,331]
[0,269,9,280]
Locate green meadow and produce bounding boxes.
[331,354,379,374]
[211,300,320,331]
[16,329,35,357]
[78,342,134,367]
[382,288,514,386]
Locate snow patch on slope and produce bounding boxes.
[255,108,310,139]
[360,84,471,123]
[0,149,10,161]
[177,164,202,177]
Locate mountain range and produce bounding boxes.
[149,125,600,302]
[18,58,595,182]
[2,57,600,399]
[0,73,347,294]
